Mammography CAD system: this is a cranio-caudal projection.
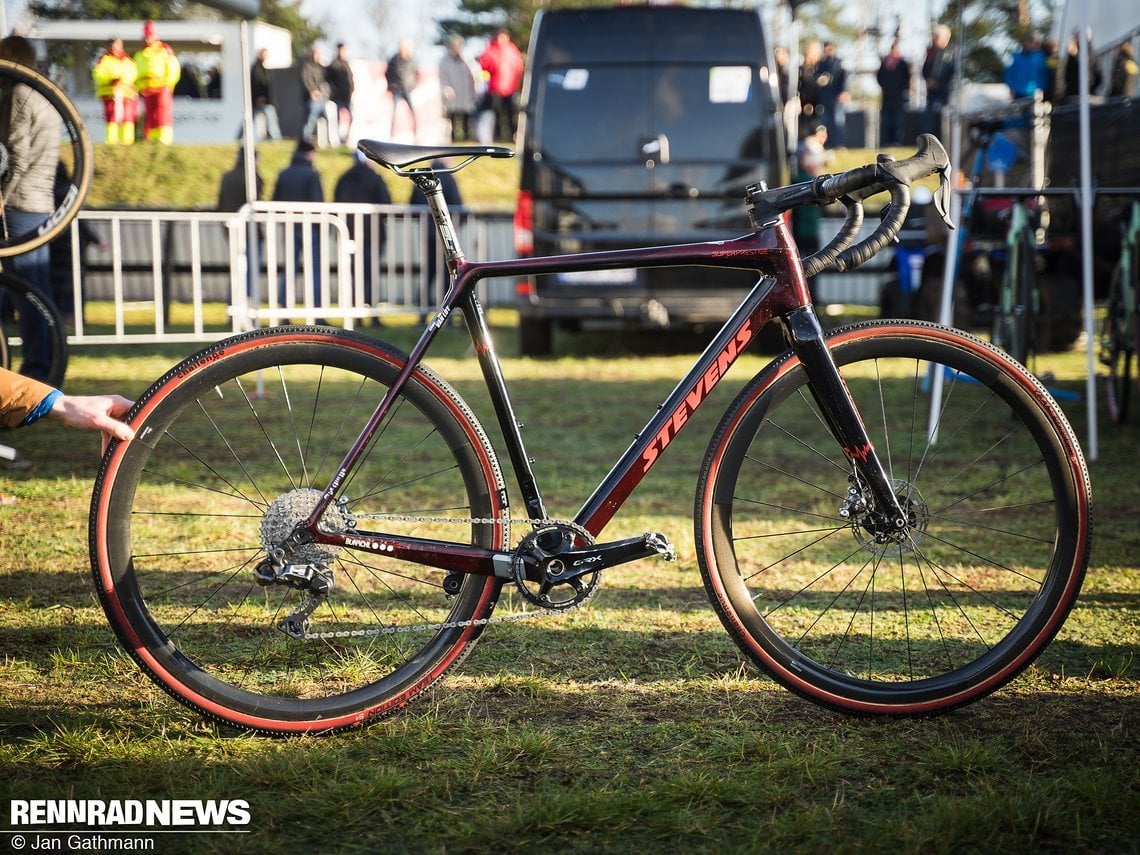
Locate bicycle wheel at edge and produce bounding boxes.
[994,228,1037,366]
[1102,253,1136,424]
[696,320,1090,714]
[0,269,68,387]
[90,326,509,734]
[0,59,92,257]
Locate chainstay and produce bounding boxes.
[303,514,596,639]
[350,513,567,527]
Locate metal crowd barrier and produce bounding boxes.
[61,203,515,346]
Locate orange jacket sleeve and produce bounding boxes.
[1,367,58,428]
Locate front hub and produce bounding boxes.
[842,479,929,556]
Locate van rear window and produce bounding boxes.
[534,8,766,65]
[536,64,768,164]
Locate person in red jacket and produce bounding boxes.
[134,20,181,144]
[478,29,524,142]
[91,37,138,145]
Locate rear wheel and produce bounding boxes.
[90,327,509,734]
[696,321,1090,714]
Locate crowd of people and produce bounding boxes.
[82,24,530,149]
[776,24,1139,159]
[91,20,181,145]
[237,29,525,149]
[772,23,1139,302]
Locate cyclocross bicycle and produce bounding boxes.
[1101,198,1140,423]
[88,136,1092,735]
[0,58,94,388]
[947,119,1042,368]
[988,189,1039,367]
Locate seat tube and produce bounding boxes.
[411,173,465,276]
[784,306,908,526]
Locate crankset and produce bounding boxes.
[511,522,676,610]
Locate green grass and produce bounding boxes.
[88,141,521,210]
[0,314,1136,853]
[84,142,923,212]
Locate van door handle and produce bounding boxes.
[640,134,670,166]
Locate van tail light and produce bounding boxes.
[514,190,534,256]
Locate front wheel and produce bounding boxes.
[696,320,1090,715]
[90,327,508,734]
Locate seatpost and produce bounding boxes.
[410,173,465,278]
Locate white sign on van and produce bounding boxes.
[708,66,752,104]
[549,68,590,91]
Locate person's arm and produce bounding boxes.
[2,366,134,446]
[0,368,56,429]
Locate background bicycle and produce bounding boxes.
[0,57,92,461]
[909,107,1083,359]
[1101,197,1140,423]
[0,269,69,388]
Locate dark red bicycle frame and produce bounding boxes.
[303,210,902,578]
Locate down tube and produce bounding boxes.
[575,275,782,535]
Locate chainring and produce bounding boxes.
[512,521,600,610]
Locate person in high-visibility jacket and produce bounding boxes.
[91,37,138,145]
[134,20,180,144]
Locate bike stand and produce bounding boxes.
[922,364,1081,402]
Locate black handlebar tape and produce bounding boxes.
[815,134,949,205]
[802,199,864,278]
[835,183,910,272]
[817,164,881,203]
[817,135,947,272]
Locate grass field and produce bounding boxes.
[0,311,1137,853]
[83,141,921,212]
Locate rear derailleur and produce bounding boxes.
[254,533,335,639]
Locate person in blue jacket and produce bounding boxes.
[1005,33,1050,98]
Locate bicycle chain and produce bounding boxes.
[302,514,596,640]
